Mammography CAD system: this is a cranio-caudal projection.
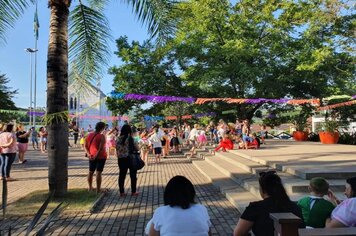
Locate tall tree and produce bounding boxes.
[169,0,355,120]
[1,0,179,196]
[107,36,189,115]
[0,73,17,121]
[108,0,355,122]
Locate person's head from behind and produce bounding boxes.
[164,175,196,209]
[345,176,356,198]
[259,171,291,208]
[140,130,148,138]
[95,122,106,133]
[309,177,329,196]
[5,123,14,132]
[131,126,138,135]
[16,124,24,131]
[120,124,132,136]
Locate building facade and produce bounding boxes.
[68,82,113,131]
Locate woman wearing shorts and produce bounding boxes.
[149,128,163,163]
[16,124,30,164]
[85,122,107,193]
[39,127,47,153]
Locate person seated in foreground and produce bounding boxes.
[326,176,356,228]
[145,175,211,235]
[297,177,335,228]
[233,171,304,236]
[214,134,234,152]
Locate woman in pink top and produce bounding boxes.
[0,123,17,181]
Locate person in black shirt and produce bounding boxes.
[72,125,79,147]
[16,125,31,164]
[233,171,304,236]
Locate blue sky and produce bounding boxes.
[0,1,149,109]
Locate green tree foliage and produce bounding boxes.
[108,0,355,123]
[0,73,18,121]
[107,36,189,115]
[171,0,355,120]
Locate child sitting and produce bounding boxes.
[214,134,234,152]
[297,177,335,228]
[242,133,260,149]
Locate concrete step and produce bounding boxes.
[192,159,260,213]
[282,166,356,180]
[229,149,356,180]
[205,152,345,197]
[213,151,270,174]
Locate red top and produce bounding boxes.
[85,132,107,159]
[220,139,234,150]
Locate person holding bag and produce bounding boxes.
[116,124,139,197]
[85,122,107,193]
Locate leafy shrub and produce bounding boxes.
[338,132,356,145]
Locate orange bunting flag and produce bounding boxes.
[195,98,230,104]
[318,100,356,111]
[181,115,193,119]
[165,116,178,120]
[287,99,320,106]
[227,99,248,104]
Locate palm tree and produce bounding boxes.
[0,0,178,196]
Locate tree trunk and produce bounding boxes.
[47,0,71,197]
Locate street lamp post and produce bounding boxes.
[25,48,38,126]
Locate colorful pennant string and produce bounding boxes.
[111,92,322,106]
[318,100,356,111]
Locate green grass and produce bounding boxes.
[7,188,99,216]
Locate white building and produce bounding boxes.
[68,82,113,130]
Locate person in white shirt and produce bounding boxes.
[146,175,211,236]
[188,124,199,157]
[149,128,163,163]
[326,177,356,227]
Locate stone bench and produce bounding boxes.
[270,213,356,236]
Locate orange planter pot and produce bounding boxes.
[293,131,308,141]
[319,132,339,144]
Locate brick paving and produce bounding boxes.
[0,147,240,235]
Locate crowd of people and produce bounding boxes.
[1,119,355,235]
[0,123,49,181]
[80,120,356,235]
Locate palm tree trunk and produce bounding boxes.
[47,0,71,197]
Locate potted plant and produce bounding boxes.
[291,105,313,141]
[293,122,309,141]
[319,118,340,144]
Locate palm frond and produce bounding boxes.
[0,0,33,45]
[69,61,98,97]
[35,203,66,236]
[25,191,54,236]
[86,0,111,10]
[69,3,111,83]
[124,0,180,44]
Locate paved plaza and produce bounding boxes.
[0,148,240,235]
[2,140,356,235]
